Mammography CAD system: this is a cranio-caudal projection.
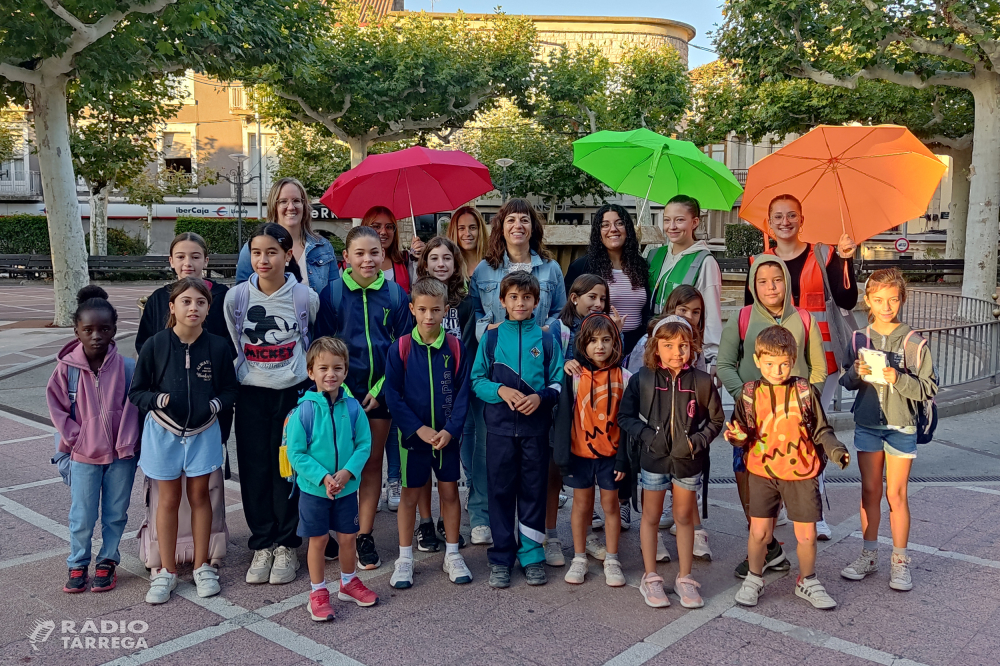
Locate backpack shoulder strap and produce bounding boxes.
[390,281,401,312]
[484,327,499,374]
[794,377,814,430]
[738,306,752,340]
[445,333,462,372]
[66,366,80,420]
[292,282,310,345]
[345,396,360,440]
[297,400,315,450]
[640,369,655,424]
[685,249,711,284]
[122,356,136,407]
[542,329,555,382]
[329,279,344,316]
[901,330,927,372]
[796,307,811,339]
[231,281,251,372]
[741,380,760,437]
[398,334,412,371]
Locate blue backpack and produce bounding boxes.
[482,326,555,381]
[282,392,361,498]
[52,357,135,486]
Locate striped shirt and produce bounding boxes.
[608,269,644,332]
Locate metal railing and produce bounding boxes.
[0,171,42,198]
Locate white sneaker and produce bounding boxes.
[816,519,832,541]
[246,547,274,584]
[443,552,472,584]
[603,558,626,587]
[735,573,763,606]
[269,545,300,584]
[586,534,607,561]
[544,538,566,567]
[377,487,386,512]
[656,532,671,562]
[390,557,413,589]
[592,510,604,530]
[387,480,401,512]
[145,569,177,605]
[776,505,789,526]
[841,549,879,580]
[564,556,587,584]
[795,576,837,609]
[889,553,913,591]
[193,564,220,598]
[693,529,712,561]
[669,522,677,536]
[470,525,493,545]
[659,507,673,529]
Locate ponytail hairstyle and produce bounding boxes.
[169,231,208,255]
[249,222,303,284]
[344,225,382,252]
[559,273,610,329]
[73,285,117,326]
[575,313,623,368]
[166,277,212,328]
[864,267,908,323]
[416,236,467,307]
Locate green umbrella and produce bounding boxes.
[572,128,744,212]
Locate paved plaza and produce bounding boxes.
[1,284,999,666]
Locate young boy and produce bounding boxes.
[725,326,849,610]
[717,255,828,577]
[383,278,473,589]
[471,271,564,588]
[284,337,378,622]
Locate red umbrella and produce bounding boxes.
[320,147,494,221]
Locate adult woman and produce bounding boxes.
[235,178,337,293]
[564,204,651,353]
[447,206,488,279]
[360,206,424,295]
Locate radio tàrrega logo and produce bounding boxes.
[27,619,150,651]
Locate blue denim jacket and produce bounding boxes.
[235,234,337,294]
[470,251,567,340]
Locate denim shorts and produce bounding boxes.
[640,468,702,493]
[139,415,223,481]
[853,424,917,459]
[297,491,360,537]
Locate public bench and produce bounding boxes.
[0,254,240,279]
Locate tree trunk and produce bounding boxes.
[347,137,369,226]
[962,76,1000,302]
[31,78,88,327]
[547,196,558,224]
[88,183,111,256]
[944,144,972,262]
[145,204,154,249]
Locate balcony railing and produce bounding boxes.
[0,171,42,199]
[732,168,748,187]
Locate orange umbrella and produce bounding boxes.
[739,125,947,245]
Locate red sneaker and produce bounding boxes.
[338,577,378,607]
[308,589,335,621]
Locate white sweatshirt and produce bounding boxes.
[652,240,723,365]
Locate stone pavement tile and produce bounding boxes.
[503,605,635,666]
[0,507,66,559]
[145,627,305,666]
[647,617,750,664]
[559,582,688,642]
[334,613,483,666]
[448,582,565,642]
[0,462,55,489]
[0,415,49,440]
[440,642,543,666]
[715,643,808,666]
[708,617,817,661]
[3,479,73,526]
[939,524,1000,561]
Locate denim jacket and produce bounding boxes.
[470,251,566,340]
[236,234,337,294]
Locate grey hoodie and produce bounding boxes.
[840,323,937,431]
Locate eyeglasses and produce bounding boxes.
[371,223,396,234]
[277,198,305,208]
[770,212,800,223]
[600,220,625,230]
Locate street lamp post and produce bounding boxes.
[495,158,514,203]
[217,153,259,248]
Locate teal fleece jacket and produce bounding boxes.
[284,388,372,499]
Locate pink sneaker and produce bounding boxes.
[338,577,379,607]
[640,572,670,608]
[308,589,335,621]
[675,574,704,609]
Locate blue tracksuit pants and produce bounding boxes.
[486,433,548,568]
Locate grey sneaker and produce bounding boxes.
[659,507,673,529]
[387,480,401,512]
[735,573,764,606]
[390,557,414,589]
[842,549,880,580]
[564,556,588,584]
[816,519,832,541]
[145,569,177,605]
[443,552,473,584]
[269,545,300,584]
[795,576,837,609]
[246,547,274,584]
[489,564,511,589]
[586,534,607,561]
[889,553,913,591]
[603,558,626,587]
[592,510,605,530]
[656,532,671,562]
[524,562,547,585]
[193,564,220,598]
[693,529,712,561]
[470,525,493,545]
[544,537,565,567]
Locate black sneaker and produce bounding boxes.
[524,562,547,586]
[356,533,381,570]
[91,559,117,592]
[734,539,791,578]
[489,564,511,589]
[436,518,467,549]
[324,536,340,561]
[416,521,441,552]
[63,566,88,593]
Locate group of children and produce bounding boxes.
[48,207,937,621]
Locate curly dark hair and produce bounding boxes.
[589,204,648,291]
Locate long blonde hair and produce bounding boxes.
[447,206,488,265]
[266,177,318,243]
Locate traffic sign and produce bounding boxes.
[894,237,910,253]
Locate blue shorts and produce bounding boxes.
[640,469,702,493]
[853,424,917,459]
[139,415,223,481]
[400,440,461,488]
[297,491,360,537]
[563,454,619,491]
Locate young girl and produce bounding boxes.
[136,232,232,356]
[647,195,723,367]
[627,285,707,375]
[618,320,724,609]
[552,314,630,587]
[839,268,937,592]
[447,206,488,278]
[316,225,411,571]
[48,287,140,594]
[225,223,319,587]
[131,278,239,604]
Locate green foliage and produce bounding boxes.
[725,223,764,258]
[173,217,255,255]
[0,215,49,253]
[316,229,345,254]
[84,228,150,256]
[0,111,18,163]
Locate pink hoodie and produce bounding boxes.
[46,339,140,464]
